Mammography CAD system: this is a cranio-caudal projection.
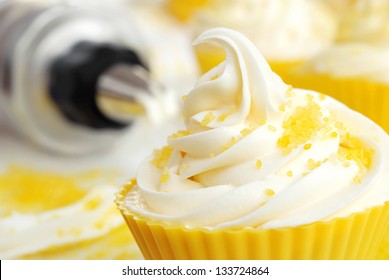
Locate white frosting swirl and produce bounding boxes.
[300,43,389,84]
[189,0,337,61]
[124,28,389,230]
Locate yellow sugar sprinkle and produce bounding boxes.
[256,159,262,170]
[323,117,329,123]
[286,170,293,177]
[338,133,374,170]
[330,131,338,138]
[249,123,257,130]
[160,172,170,183]
[168,130,191,140]
[306,94,314,101]
[335,122,346,130]
[277,100,325,154]
[218,113,228,122]
[279,104,286,112]
[286,86,294,97]
[240,128,252,137]
[343,161,351,168]
[182,95,187,101]
[307,159,316,170]
[182,163,190,170]
[83,197,102,211]
[211,73,219,80]
[151,146,173,169]
[319,93,326,100]
[201,112,215,126]
[353,176,362,184]
[303,143,312,150]
[268,125,276,132]
[222,137,237,151]
[210,153,215,158]
[264,188,275,196]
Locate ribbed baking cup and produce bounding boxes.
[376,225,389,259]
[281,73,389,134]
[116,184,389,260]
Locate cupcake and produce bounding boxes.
[116,28,389,260]
[166,0,337,78]
[0,166,142,259]
[282,43,389,134]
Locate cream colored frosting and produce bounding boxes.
[324,0,389,43]
[189,0,337,61]
[124,28,389,230]
[0,186,124,259]
[301,43,389,84]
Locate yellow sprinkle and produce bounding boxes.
[210,153,215,158]
[201,112,216,126]
[211,73,219,80]
[286,86,294,97]
[286,170,293,177]
[323,117,329,123]
[306,94,314,101]
[222,137,237,151]
[279,104,286,112]
[168,130,191,140]
[343,161,351,167]
[264,188,275,196]
[83,197,101,211]
[240,128,252,137]
[307,159,316,170]
[151,146,173,169]
[319,93,326,100]
[303,143,312,150]
[277,100,325,154]
[330,131,338,138]
[256,159,262,170]
[218,113,228,122]
[182,95,187,101]
[249,123,257,130]
[338,133,374,170]
[353,176,362,184]
[268,125,276,132]
[335,122,346,130]
[160,173,170,183]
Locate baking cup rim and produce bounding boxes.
[115,179,389,234]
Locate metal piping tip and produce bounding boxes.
[97,64,167,124]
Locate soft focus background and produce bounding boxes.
[1,0,389,259]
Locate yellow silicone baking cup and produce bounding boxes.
[281,73,389,134]
[116,183,389,260]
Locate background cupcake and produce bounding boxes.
[116,28,389,260]
[166,0,337,79]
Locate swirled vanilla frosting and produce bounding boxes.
[188,0,337,61]
[123,28,389,230]
[300,43,389,84]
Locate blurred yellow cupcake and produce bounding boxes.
[116,28,389,260]
[166,0,337,78]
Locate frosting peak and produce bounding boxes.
[184,28,287,129]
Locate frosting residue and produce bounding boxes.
[124,28,389,230]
